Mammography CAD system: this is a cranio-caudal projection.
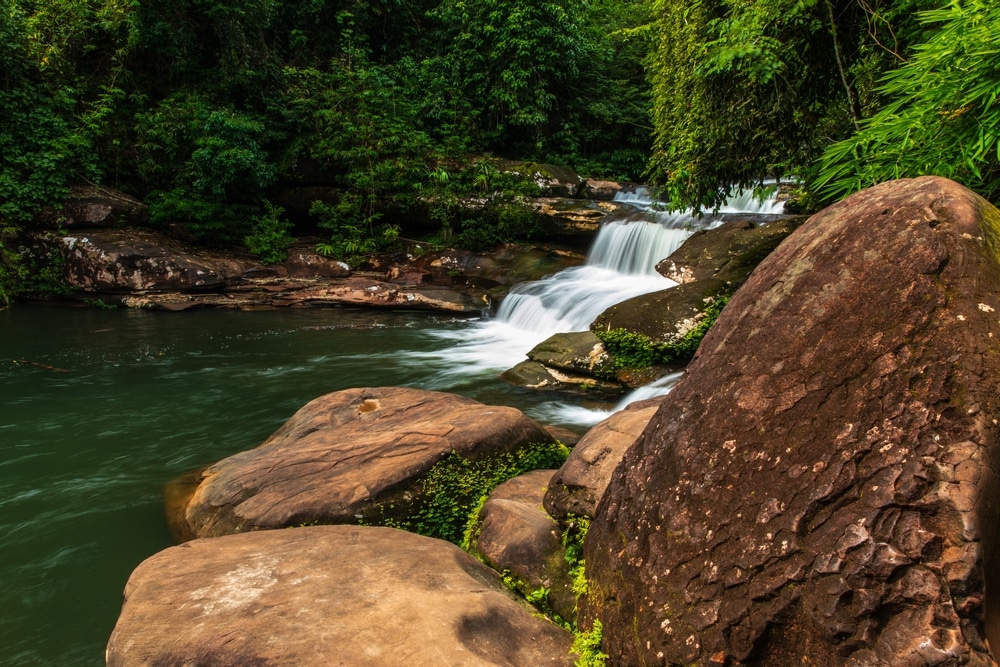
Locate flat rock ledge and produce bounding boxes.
[177,387,555,539]
[107,525,575,667]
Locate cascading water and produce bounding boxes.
[417,184,786,424]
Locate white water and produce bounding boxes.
[416,185,785,426]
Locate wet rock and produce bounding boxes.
[179,387,556,539]
[655,215,804,284]
[107,525,575,667]
[582,179,625,201]
[591,277,731,350]
[543,397,663,521]
[586,177,1000,666]
[501,360,624,397]
[472,470,577,621]
[526,332,615,379]
[533,198,627,242]
[37,185,147,229]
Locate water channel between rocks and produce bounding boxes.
[0,186,784,665]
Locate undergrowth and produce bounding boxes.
[384,441,570,545]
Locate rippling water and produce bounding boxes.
[0,305,617,666]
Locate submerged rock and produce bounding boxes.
[107,525,575,667]
[472,470,577,622]
[585,177,1000,666]
[178,387,556,539]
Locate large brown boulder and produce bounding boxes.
[178,387,556,539]
[473,470,577,621]
[585,177,1000,666]
[54,229,237,292]
[543,397,663,521]
[107,525,575,667]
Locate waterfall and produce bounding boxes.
[416,184,785,424]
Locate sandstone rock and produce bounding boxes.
[282,250,352,278]
[501,161,585,198]
[54,229,236,292]
[526,331,615,378]
[591,277,731,351]
[585,177,1000,666]
[269,276,486,312]
[107,525,575,667]
[655,215,804,284]
[179,387,556,539]
[543,398,663,521]
[533,198,627,242]
[473,470,577,621]
[583,179,624,201]
[37,185,147,229]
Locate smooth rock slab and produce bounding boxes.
[180,387,555,539]
[107,525,575,667]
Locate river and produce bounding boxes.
[0,185,782,665]
[1,306,618,665]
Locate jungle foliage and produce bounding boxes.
[0,0,652,298]
[644,0,1000,210]
[3,0,999,302]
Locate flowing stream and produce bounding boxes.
[0,185,784,665]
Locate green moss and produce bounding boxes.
[385,441,570,545]
[571,619,609,667]
[595,295,731,370]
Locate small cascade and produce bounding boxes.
[416,182,785,425]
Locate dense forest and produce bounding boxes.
[1,0,998,303]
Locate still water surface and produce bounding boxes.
[0,305,608,666]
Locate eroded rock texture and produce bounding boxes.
[180,387,554,539]
[586,177,1000,666]
[107,525,574,667]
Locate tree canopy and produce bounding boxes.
[2,0,999,304]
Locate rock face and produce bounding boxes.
[107,525,575,667]
[586,177,1000,666]
[56,229,237,292]
[179,387,555,539]
[473,470,577,621]
[543,397,663,521]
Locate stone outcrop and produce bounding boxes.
[585,177,1000,665]
[472,470,577,621]
[177,387,556,539]
[500,360,624,397]
[591,216,805,363]
[543,397,663,521]
[655,215,804,285]
[56,229,237,292]
[107,525,575,667]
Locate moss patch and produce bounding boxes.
[596,294,730,370]
[379,441,570,545]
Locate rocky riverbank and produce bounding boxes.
[106,177,1000,666]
